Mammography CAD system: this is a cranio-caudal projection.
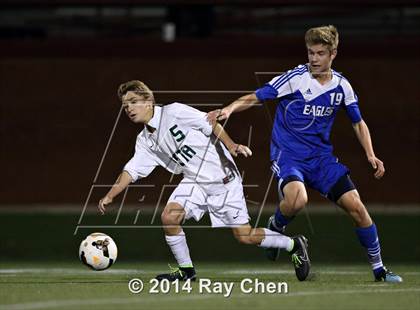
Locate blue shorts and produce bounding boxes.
[271,153,350,197]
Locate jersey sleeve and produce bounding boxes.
[341,79,362,123]
[255,67,304,101]
[123,138,158,182]
[172,103,213,136]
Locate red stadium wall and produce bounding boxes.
[1,38,419,205]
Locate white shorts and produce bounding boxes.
[167,177,250,228]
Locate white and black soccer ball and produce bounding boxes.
[79,232,118,271]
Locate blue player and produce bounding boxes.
[208,25,402,282]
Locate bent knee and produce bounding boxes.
[284,193,307,212]
[282,182,308,212]
[339,193,371,226]
[161,204,185,225]
[161,212,176,225]
[339,191,364,213]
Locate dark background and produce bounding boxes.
[1,0,419,207]
[0,0,419,264]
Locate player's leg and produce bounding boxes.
[335,188,372,227]
[231,224,292,248]
[269,160,308,233]
[156,180,206,281]
[270,179,308,233]
[207,175,310,281]
[265,176,308,263]
[161,202,193,268]
[231,224,310,281]
[161,201,186,235]
[156,202,196,281]
[330,175,402,282]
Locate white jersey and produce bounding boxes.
[124,103,240,195]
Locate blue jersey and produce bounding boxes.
[255,64,362,161]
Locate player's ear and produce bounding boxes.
[330,48,337,60]
[149,98,155,109]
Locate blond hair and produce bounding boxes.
[305,25,339,51]
[117,80,154,102]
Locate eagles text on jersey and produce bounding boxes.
[255,64,362,160]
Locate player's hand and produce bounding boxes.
[368,156,385,179]
[98,196,113,215]
[229,144,252,158]
[207,107,233,124]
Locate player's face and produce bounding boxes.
[121,91,153,124]
[307,44,337,76]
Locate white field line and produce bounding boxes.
[1,296,209,310]
[0,268,367,275]
[223,270,420,275]
[1,268,420,276]
[1,288,420,310]
[0,268,153,275]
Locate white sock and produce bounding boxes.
[165,231,193,267]
[259,228,294,252]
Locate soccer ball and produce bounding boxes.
[79,232,118,271]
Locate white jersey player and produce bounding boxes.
[98,80,310,281]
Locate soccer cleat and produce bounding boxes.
[375,267,403,283]
[155,264,196,282]
[290,235,311,281]
[264,215,286,261]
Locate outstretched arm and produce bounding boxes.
[207,93,259,123]
[352,119,385,179]
[212,122,252,158]
[98,170,133,214]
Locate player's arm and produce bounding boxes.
[207,93,259,123]
[212,122,252,157]
[352,119,385,179]
[342,79,385,179]
[208,68,303,123]
[98,171,133,215]
[98,140,158,215]
[177,102,252,157]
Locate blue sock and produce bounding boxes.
[274,208,294,228]
[355,223,384,277]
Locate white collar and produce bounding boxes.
[146,106,162,131]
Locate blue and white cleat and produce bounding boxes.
[375,267,403,283]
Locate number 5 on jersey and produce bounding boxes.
[170,125,185,142]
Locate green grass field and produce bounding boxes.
[1,210,419,309]
[1,262,419,310]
